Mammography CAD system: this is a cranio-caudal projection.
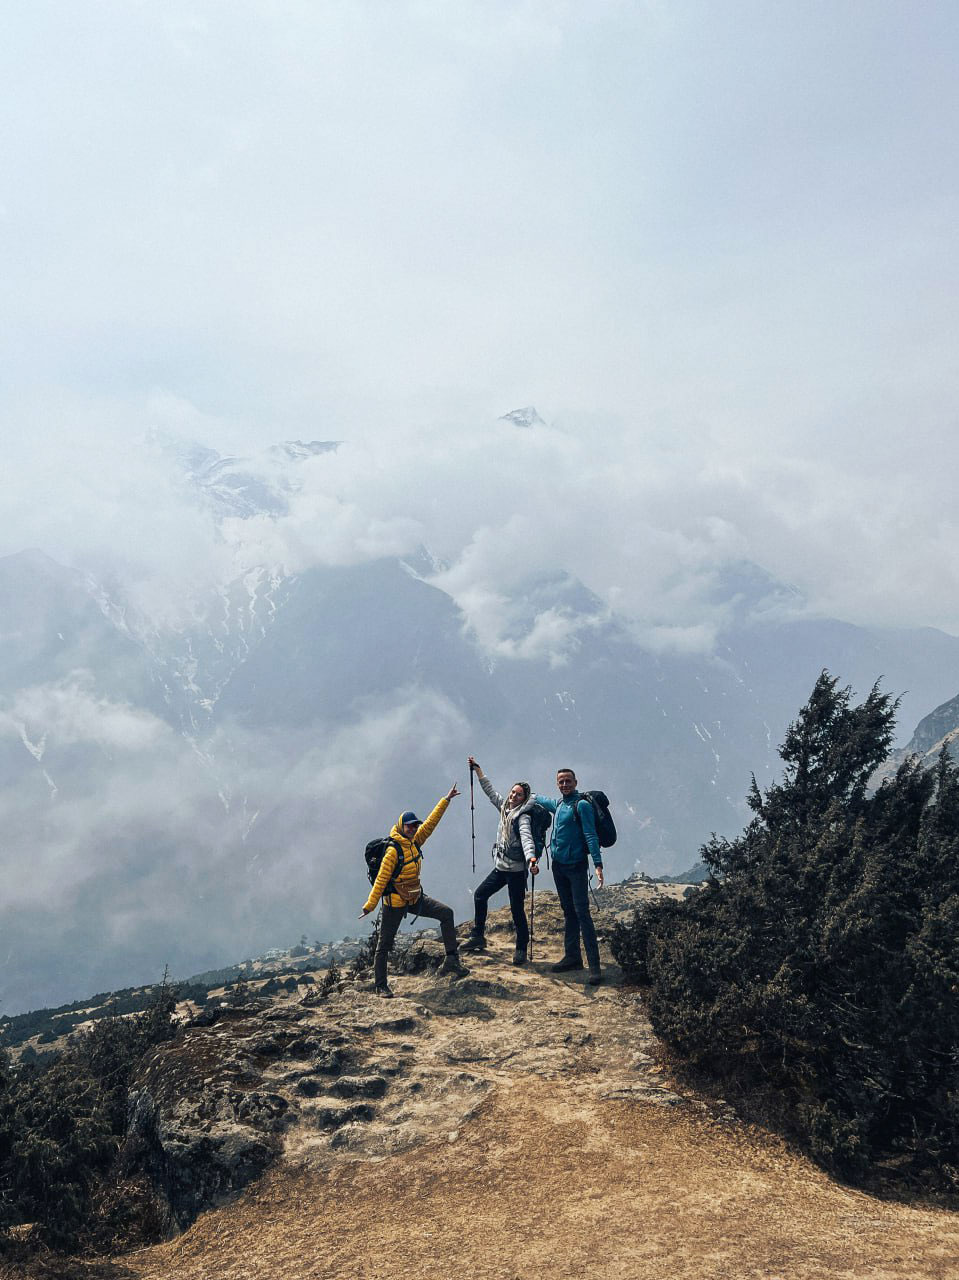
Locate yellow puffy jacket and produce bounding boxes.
[363,795,450,911]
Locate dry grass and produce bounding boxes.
[7,884,958,1280]
[106,1083,959,1280]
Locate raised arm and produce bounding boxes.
[470,756,504,810]
[415,786,458,845]
[478,773,505,810]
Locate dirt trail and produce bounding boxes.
[122,1086,959,1280]
[28,887,959,1279]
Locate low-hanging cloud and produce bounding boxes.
[6,404,959,663]
[206,414,959,652]
[5,0,959,1024]
[0,681,471,1012]
[0,673,173,754]
[2,1,959,650]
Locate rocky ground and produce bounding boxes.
[6,879,959,1279]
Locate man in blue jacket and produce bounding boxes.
[535,768,604,985]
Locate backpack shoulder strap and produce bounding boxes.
[387,837,406,862]
[571,796,592,851]
[381,838,406,894]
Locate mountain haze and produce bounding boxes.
[3,430,959,1014]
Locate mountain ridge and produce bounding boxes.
[5,432,959,1013]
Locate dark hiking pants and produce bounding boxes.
[472,866,529,949]
[552,860,600,970]
[374,893,457,988]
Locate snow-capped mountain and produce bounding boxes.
[150,430,340,520]
[4,433,959,1014]
[500,405,547,429]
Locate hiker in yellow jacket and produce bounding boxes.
[360,783,467,997]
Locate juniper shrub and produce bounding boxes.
[613,672,959,1187]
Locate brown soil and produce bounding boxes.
[10,884,959,1280]
[111,1082,959,1280]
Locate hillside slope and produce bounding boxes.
[13,886,959,1280]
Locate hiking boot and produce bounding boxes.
[586,967,603,986]
[512,947,528,966]
[375,983,394,999]
[460,934,487,954]
[551,956,584,973]
[438,953,469,978]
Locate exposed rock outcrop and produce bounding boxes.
[111,880,685,1236]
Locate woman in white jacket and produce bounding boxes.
[463,756,540,965]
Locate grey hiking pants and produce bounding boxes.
[374,893,458,988]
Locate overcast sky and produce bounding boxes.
[4,2,959,1012]
[3,0,959,642]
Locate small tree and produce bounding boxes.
[319,957,341,997]
[350,921,379,977]
[614,672,959,1186]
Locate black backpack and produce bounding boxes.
[527,802,553,854]
[364,837,405,889]
[574,791,617,848]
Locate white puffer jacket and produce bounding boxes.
[478,775,537,872]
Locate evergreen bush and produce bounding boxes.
[0,976,178,1252]
[609,906,654,985]
[613,672,959,1187]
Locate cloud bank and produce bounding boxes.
[0,682,471,1012]
[1,0,957,656]
[3,2,959,1012]
[6,406,959,664]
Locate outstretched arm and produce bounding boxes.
[416,786,458,844]
[470,757,504,809]
[478,774,504,810]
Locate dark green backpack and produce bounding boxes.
[527,802,553,854]
[573,791,617,848]
[364,838,404,889]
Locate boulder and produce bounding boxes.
[331,1074,388,1099]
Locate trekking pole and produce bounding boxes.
[529,873,535,960]
[588,870,601,912]
[469,759,476,874]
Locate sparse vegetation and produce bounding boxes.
[319,957,341,996]
[0,975,179,1253]
[391,934,441,976]
[0,979,211,1050]
[349,922,379,977]
[226,975,254,1008]
[612,672,959,1189]
[347,919,442,981]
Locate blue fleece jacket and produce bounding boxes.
[534,791,602,867]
